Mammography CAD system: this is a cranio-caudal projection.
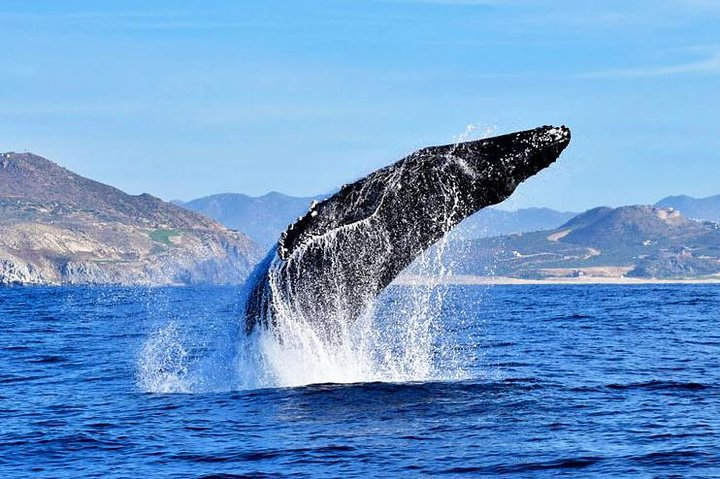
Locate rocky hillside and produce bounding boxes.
[0,152,262,285]
[453,205,720,280]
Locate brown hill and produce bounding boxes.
[453,205,720,280]
[0,152,262,285]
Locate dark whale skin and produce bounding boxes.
[245,125,571,336]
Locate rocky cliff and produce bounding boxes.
[0,152,262,285]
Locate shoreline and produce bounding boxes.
[3,276,720,288]
[394,274,720,286]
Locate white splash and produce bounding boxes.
[137,322,193,394]
[230,233,464,390]
[137,231,466,393]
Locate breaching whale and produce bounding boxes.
[244,125,571,338]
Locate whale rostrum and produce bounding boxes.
[244,125,571,337]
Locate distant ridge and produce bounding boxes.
[453,207,576,239]
[180,192,320,247]
[0,152,262,285]
[655,194,720,222]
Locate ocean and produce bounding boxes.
[1,284,718,477]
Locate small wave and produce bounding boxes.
[173,444,356,466]
[171,450,282,463]
[647,431,714,440]
[0,374,48,384]
[443,456,601,474]
[606,380,713,391]
[35,433,126,452]
[629,450,715,466]
[2,346,30,352]
[199,474,276,479]
[28,355,66,364]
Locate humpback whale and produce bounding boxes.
[245,125,571,339]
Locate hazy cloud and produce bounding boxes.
[0,101,144,117]
[582,52,720,78]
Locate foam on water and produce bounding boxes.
[239,257,459,389]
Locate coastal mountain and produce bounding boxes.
[178,192,575,247]
[452,205,720,280]
[0,152,262,285]
[179,192,318,248]
[8,151,713,286]
[655,194,720,222]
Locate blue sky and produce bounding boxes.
[2,0,719,211]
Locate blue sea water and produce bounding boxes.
[1,284,719,477]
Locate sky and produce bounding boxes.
[1,0,719,211]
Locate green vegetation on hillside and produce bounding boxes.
[149,228,182,245]
[0,152,260,286]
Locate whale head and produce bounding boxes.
[414,124,572,210]
[491,124,571,178]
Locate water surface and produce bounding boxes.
[1,285,718,477]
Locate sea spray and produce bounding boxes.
[137,321,193,394]
[138,168,471,392]
[136,229,467,393]
[228,234,464,389]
